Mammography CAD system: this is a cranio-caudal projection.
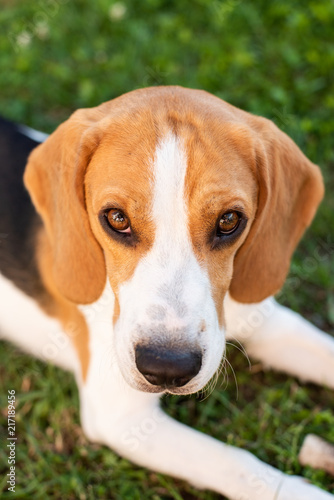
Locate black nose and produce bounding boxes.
[135,345,202,388]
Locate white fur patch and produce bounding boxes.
[152,134,189,252]
[18,124,49,143]
[0,273,79,374]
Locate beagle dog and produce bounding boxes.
[1,86,334,500]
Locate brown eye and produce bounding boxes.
[218,211,240,234]
[106,209,130,233]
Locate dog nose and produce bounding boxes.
[135,345,202,388]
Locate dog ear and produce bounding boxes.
[24,107,109,304]
[230,118,324,303]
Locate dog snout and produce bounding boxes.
[135,344,202,388]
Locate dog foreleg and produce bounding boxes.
[79,340,333,500]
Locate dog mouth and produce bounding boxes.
[133,378,203,395]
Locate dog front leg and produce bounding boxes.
[225,295,334,389]
[79,356,333,499]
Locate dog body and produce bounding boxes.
[1,87,334,499]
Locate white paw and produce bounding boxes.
[277,475,333,500]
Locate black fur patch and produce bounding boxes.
[0,117,47,300]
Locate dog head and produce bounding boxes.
[24,86,324,394]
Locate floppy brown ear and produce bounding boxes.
[230,117,324,303]
[24,107,109,304]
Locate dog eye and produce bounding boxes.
[218,211,240,235]
[106,209,131,233]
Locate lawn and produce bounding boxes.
[0,0,334,498]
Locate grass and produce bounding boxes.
[0,0,334,498]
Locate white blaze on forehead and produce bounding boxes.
[152,134,189,252]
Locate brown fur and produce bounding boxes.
[37,231,90,380]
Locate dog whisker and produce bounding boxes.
[223,357,239,401]
[225,339,252,370]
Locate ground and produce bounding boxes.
[0,1,334,498]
